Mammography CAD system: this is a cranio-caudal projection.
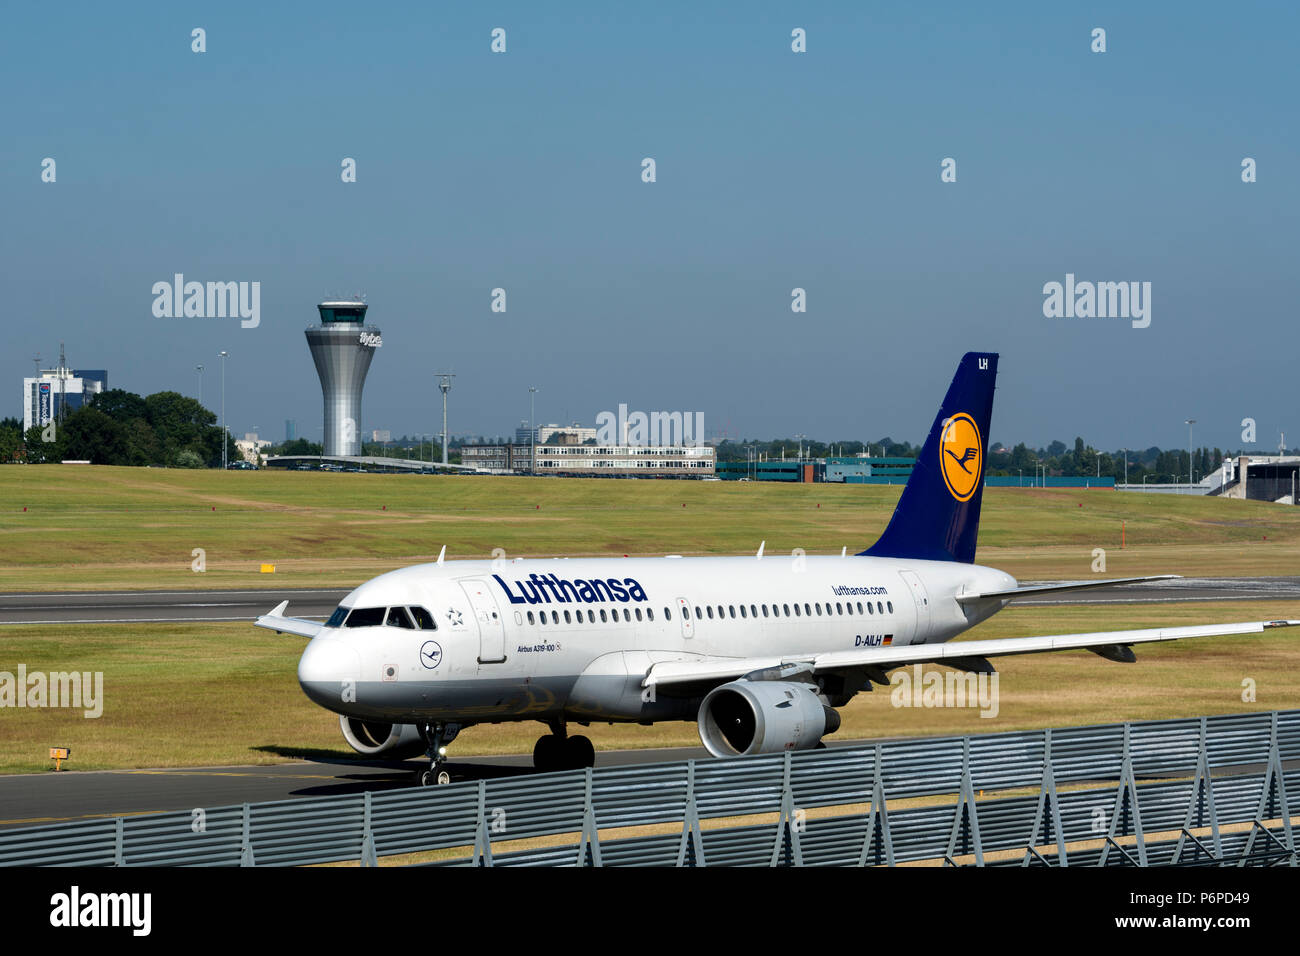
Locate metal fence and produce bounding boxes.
[1,709,1295,867]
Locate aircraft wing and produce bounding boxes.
[955,575,1181,604]
[641,618,1299,691]
[254,601,325,639]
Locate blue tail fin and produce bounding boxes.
[861,351,998,564]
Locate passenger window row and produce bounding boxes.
[527,606,657,625]
[693,599,892,619]
[517,598,894,626]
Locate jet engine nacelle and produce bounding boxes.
[697,680,841,758]
[339,716,425,758]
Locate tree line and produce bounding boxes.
[0,389,236,467]
[988,438,1238,485]
[0,404,1257,484]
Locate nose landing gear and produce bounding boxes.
[532,721,595,772]
[417,721,460,786]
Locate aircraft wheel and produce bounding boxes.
[533,734,563,772]
[565,734,596,769]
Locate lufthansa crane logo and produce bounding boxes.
[420,641,443,670]
[939,413,982,502]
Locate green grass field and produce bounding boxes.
[1,465,1299,590]
[1,466,1298,774]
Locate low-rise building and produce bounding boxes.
[463,442,714,476]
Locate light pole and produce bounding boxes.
[1121,448,1128,485]
[219,351,229,470]
[1185,419,1196,492]
[528,386,538,476]
[196,365,204,408]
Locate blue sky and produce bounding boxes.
[3,2,1296,451]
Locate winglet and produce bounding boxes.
[437,545,446,566]
[270,600,289,617]
[756,541,765,560]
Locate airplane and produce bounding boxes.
[256,351,1297,785]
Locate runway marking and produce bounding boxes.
[0,809,164,827]
[0,590,346,598]
[0,616,327,625]
[1014,595,1289,606]
[0,602,254,609]
[120,770,342,780]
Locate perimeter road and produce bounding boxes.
[0,743,758,830]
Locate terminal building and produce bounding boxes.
[461,443,534,473]
[462,442,715,477]
[534,443,714,476]
[22,366,108,432]
[305,300,381,456]
[1219,455,1300,503]
[715,456,917,483]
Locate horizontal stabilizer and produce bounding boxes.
[956,575,1181,604]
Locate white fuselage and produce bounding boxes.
[297,555,1015,726]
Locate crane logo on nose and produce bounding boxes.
[420,641,443,669]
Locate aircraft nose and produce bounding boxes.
[298,637,362,708]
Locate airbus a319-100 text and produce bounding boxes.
[257,352,1296,785]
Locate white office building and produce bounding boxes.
[22,367,108,432]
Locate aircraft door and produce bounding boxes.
[676,597,694,639]
[461,578,507,663]
[898,570,931,643]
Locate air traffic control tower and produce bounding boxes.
[306,300,381,456]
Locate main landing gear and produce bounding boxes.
[533,721,595,772]
[417,721,461,786]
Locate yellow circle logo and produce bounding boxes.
[939,413,982,502]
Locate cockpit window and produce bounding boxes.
[409,606,437,630]
[326,606,349,628]
[386,606,415,629]
[344,607,386,628]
